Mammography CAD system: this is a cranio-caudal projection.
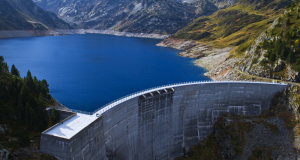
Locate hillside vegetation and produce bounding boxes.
[172,0,291,55]
[0,56,60,159]
[261,2,300,72]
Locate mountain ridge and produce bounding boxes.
[33,0,223,34]
[0,0,71,30]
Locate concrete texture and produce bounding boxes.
[40,82,288,160]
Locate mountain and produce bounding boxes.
[0,0,71,30]
[238,1,300,82]
[172,0,291,54]
[33,0,219,34]
[158,0,300,82]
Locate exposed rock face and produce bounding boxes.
[55,29,169,39]
[157,38,198,50]
[177,87,300,160]
[211,0,236,8]
[238,18,300,82]
[34,0,219,34]
[157,38,239,80]
[0,0,71,30]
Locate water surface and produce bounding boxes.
[0,34,210,112]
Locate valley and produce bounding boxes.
[33,0,220,34]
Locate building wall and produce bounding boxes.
[40,83,288,160]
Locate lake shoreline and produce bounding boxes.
[0,29,169,39]
[157,38,241,81]
[0,34,208,111]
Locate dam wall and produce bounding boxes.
[40,82,288,160]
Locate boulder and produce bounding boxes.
[273,59,285,72]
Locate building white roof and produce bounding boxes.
[45,113,98,139]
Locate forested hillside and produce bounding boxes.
[261,3,300,72]
[0,56,59,159]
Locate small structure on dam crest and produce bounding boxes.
[40,81,288,160]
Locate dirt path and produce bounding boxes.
[232,68,299,86]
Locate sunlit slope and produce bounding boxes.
[172,0,291,53]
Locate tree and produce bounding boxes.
[0,82,7,101]
[20,85,28,103]
[17,97,24,120]
[280,47,287,59]
[11,64,20,77]
[40,79,49,97]
[25,70,35,92]
[270,53,277,62]
[287,18,291,25]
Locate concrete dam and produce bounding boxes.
[40,81,288,160]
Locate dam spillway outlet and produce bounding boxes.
[40,81,288,160]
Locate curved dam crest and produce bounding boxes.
[40,81,288,160]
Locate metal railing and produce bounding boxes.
[57,80,287,116]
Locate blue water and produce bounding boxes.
[0,34,210,112]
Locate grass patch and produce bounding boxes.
[172,0,287,54]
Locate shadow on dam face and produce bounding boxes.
[40,82,288,160]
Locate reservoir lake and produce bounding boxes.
[0,34,210,112]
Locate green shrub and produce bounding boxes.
[252,58,259,64]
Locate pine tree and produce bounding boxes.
[40,80,49,97]
[29,107,35,126]
[20,85,28,103]
[25,103,29,126]
[38,93,44,107]
[287,18,291,25]
[11,64,20,77]
[279,47,284,59]
[25,70,35,92]
[17,97,23,120]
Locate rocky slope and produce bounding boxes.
[33,0,219,34]
[0,0,71,30]
[172,0,290,52]
[238,3,300,83]
[158,0,300,83]
[176,86,300,159]
[157,38,240,81]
